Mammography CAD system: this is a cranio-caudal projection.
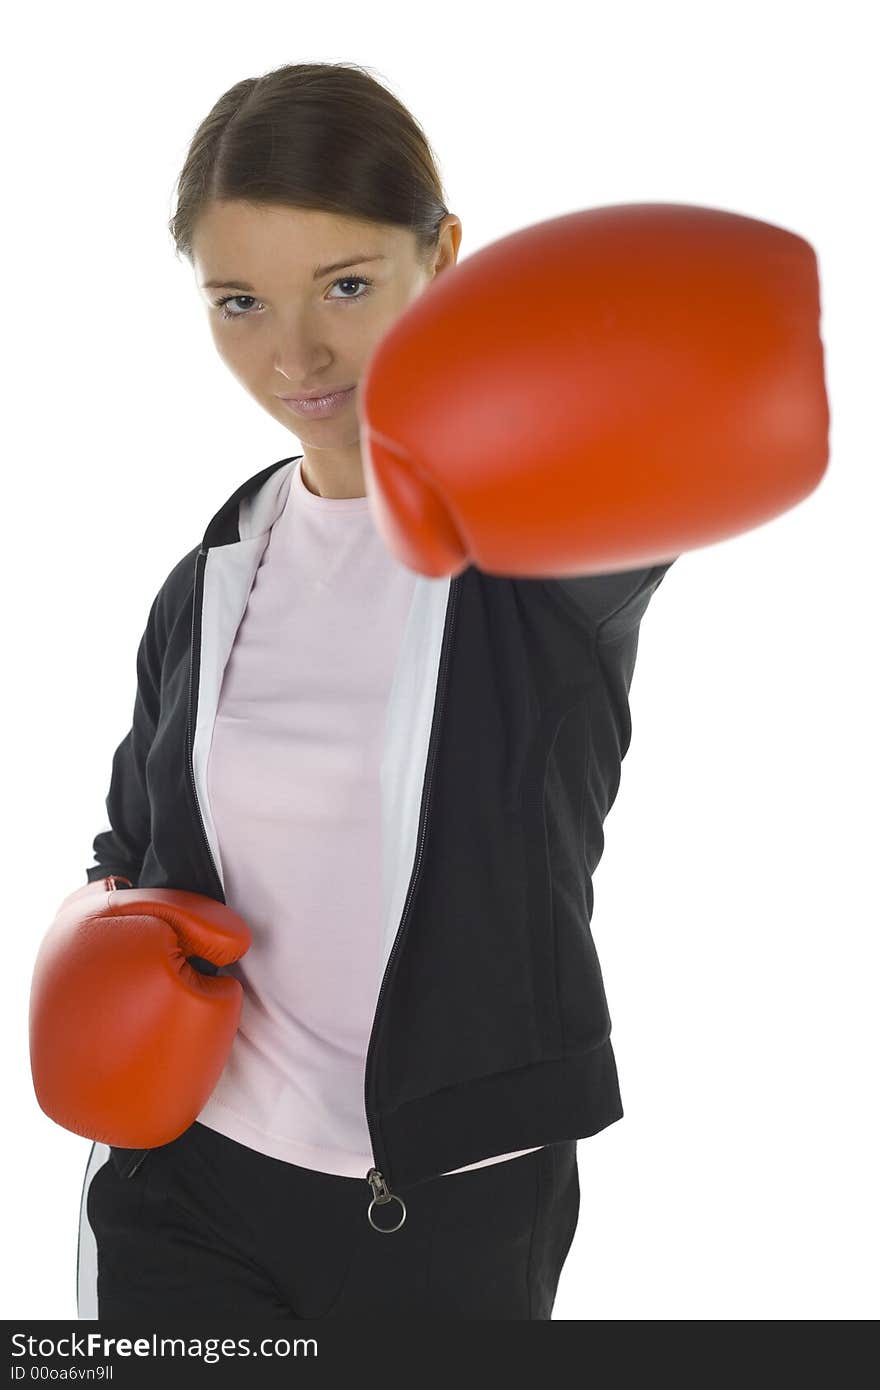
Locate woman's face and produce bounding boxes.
[191,201,461,468]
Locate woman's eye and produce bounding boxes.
[214,294,258,319]
[328,274,373,303]
[213,275,373,320]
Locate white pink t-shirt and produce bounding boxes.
[196,457,542,1178]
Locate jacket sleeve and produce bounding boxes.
[84,580,168,887]
[544,557,678,642]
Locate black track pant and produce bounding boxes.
[82,1121,580,1320]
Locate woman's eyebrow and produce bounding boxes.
[201,254,388,292]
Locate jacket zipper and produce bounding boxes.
[362,575,461,1229]
[186,549,225,904]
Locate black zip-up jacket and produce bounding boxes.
[82,452,676,1213]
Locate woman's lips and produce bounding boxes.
[279,386,356,418]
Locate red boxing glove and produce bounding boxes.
[359,202,830,578]
[29,877,252,1148]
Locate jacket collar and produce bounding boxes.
[201,455,301,551]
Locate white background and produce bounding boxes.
[3,0,876,1322]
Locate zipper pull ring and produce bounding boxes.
[366,1167,406,1233]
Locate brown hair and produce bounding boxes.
[168,61,450,270]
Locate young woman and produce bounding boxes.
[77,61,675,1321]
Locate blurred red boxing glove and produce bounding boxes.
[358,202,830,578]
[29,877,252,1149]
